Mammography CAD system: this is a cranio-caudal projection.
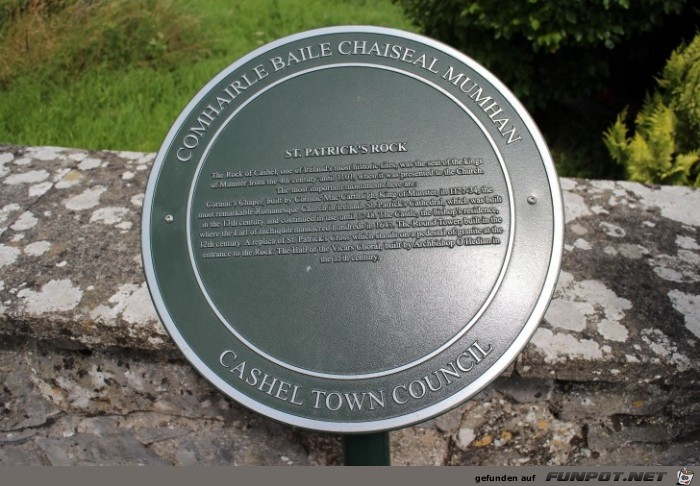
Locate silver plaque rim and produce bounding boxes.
[142,25,564,433]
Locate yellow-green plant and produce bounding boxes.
[604,33,700,186]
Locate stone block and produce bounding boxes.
[0,145,699,465]
[553,383,670,420]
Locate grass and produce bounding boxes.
[0,0,416,152]
[0,0,625,179]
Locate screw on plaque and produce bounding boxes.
[164,214,174,223]
[527,195,537,205]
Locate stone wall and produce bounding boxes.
[0,145,698,465]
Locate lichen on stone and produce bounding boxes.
[17,279,83,314]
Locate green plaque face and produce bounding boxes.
[142,26,563,432]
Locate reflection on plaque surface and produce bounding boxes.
[143,26,563,432]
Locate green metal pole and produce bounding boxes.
[342,432,391,466]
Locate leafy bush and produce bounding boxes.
[394,0,689,111]
[604,34,700,186]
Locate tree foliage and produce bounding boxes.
[604,33,700,186]
[395,0,689,111]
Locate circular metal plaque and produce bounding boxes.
[142,26,563,432]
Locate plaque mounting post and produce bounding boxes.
[342,432,390,466]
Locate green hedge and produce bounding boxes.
[395,0,688,112]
